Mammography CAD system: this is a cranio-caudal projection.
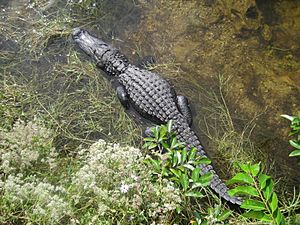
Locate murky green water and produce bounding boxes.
[0,0,299,192]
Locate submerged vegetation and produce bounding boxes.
[0,0,299,224]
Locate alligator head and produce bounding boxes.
[72,28,129,76]
[73,28,110,68]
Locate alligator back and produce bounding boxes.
[119,65,180,123]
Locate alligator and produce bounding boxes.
[72,28,242,205]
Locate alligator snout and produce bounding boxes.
[72,28,84,39]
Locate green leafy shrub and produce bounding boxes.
[192,204,232,225]
[143,121,213,200]
[227,162,286,225]
[143,121,232,224]
[281,113,300,163]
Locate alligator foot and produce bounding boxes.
[177,95,193,126]
[144,126,154,137]
[116,85,130,109]
[137,55,156,70]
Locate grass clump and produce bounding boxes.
[199,75,266,175]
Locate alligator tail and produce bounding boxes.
[172,116,242,205]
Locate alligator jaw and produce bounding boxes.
[72,28,109,66]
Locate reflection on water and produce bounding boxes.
[0,0,299,189]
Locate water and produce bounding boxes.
[0,0,299,190]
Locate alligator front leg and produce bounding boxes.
[116,85,130,109]
[177,95,193,126]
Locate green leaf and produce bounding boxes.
[242,210,272,221]
[197,172,213,186]
[172,153,178,166]
[196,157,211,165]
[270,193,278,213]
[250,163,260,176]
[181,149,187,163]
[180,173,189,190]
[263,179,274,200]
[148,143,158,150]
[227,172,254,185]
[281,114,295,121]
[218,210,232,221]
[167,120,173,133]
[258,174,271,189]
[239,163,251,173]
[241,199,266,211]
[289,140,300,149]
[185,191,204,198]
[189,148,197,161]
[228,186,259,197]
[148,158,161,171]
[289,150,300,157]
[159,125,167,139]
[143,137,155,142]
[171,137,178,149]
[274,209,285,225]
[162,142,170,150]
[170,177,180,183]
[176,151,182,165]
[154,127,159,140]
[183,164,195,171]
[192,168,200,183]
[170,168,181,178]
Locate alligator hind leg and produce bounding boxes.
[177,95,193,126]
[116,85,130,109]
[144,126,154,137]
[137,55,156,70]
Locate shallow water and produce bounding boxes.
[127,0,300,189]
[0,0,299,190]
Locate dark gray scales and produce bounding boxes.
[72,28,242,205]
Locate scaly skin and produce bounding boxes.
[73,28,242,205]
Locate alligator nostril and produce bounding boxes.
[72,28,82,38]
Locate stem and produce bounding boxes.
[252,174,278,225]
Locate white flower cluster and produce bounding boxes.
[147,179,182,222]
[0,132,182,223]
[1,174,70,222]
[0,119,56,173]
[71,139,182,223]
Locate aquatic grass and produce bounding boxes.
[198,75,267,175]
[0,79,36,130]
[27,50,142,150]
[280,189,300,224]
